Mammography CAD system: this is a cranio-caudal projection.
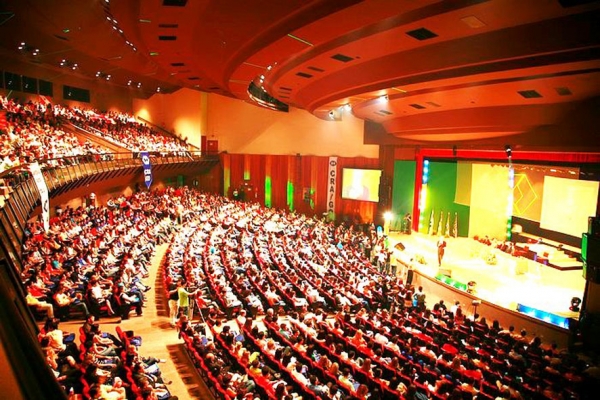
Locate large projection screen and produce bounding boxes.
[341,168,382,202]
[540,176,599,238]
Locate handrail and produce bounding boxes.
[137,116,202,151]
[0,150,217,188]
[67,122,129,151]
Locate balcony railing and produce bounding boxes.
[0,150,219,270]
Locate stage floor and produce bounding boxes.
[387,232,584,318]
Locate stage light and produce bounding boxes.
[569,297,581,312]
[384,212,393,222]
[505,145,512,158]
[328,111,334,118]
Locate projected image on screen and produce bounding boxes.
[341,168,382,202]
[540,176,599,238]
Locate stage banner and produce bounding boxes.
[453,212,458,238]
[141,151,153,189]
[29,162,50,231]
[327,157,338,218]
[428,209,435,235]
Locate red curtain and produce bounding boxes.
[223,154,380,223]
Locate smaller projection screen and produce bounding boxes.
[341,168,382,202]
[540,176,599,238]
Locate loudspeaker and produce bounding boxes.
[583,261,600,283]
[588,217,600,237]
[582,233,600,264]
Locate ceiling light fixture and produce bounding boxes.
[18,42,40,56]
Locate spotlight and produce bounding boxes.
[505,145,512,158]
[328,111,334,118]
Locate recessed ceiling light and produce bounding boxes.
[461,16,486,29]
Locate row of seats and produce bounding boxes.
[158,192,594,399]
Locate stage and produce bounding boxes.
[388,232,585,320]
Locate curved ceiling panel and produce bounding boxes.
[0,0,598,143]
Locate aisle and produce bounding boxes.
[59,243,213,400]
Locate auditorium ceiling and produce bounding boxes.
[0,0,599,147]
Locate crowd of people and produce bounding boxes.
[38,311,176,400]
[0,95,110,172]
[18,184,599,399]
[157,189,597,400]
[0,94,192,178]
[58,106,190,154]
[23,187,196,398]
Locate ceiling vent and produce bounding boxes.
[54,34,69,41]
[158,23,179,28]
[307,66,325,72]
[555,87,572,96]
[406,27,438,41]
[426,101,441,107]
[461,16,486,29]
[331,53,354,63]
[171,62,185,67]
[163,0,188,6]
[187,77,200,80]
[409,103,426,109]
[209,86,220,90]
[159,35,177,41]
[279,86,292,91]
[378,110,393,115]
[296,72,313,79]
[518,90,542,99]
